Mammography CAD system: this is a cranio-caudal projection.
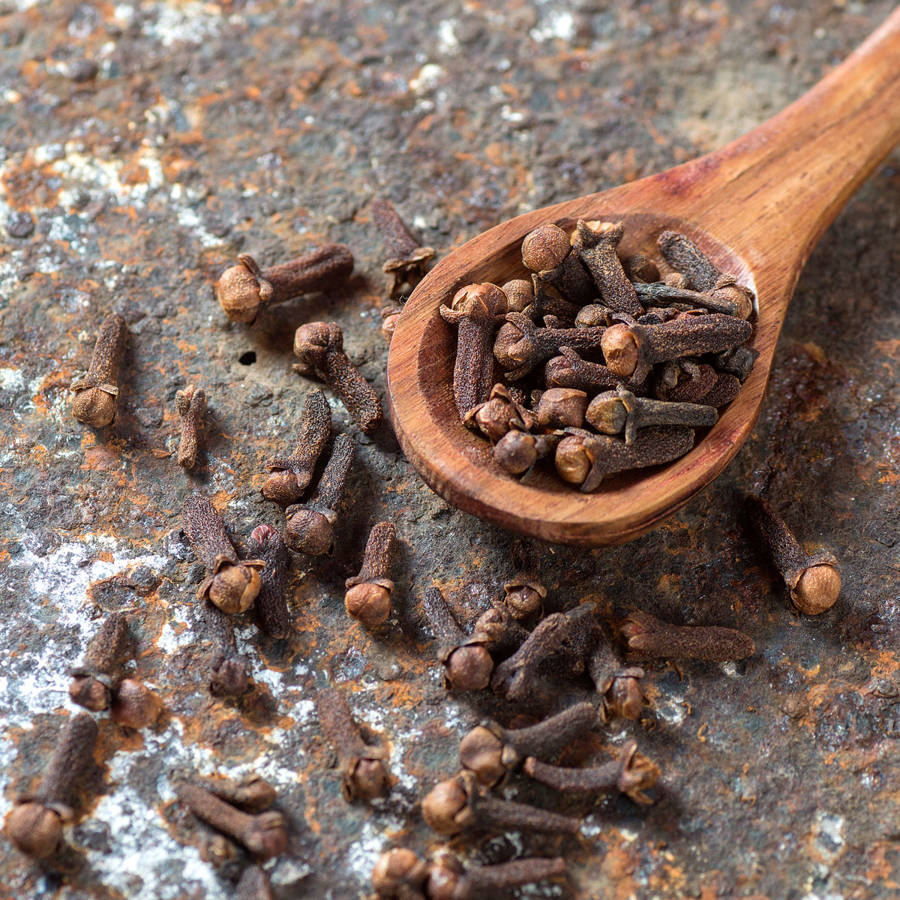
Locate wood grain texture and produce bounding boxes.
[387,8,900,546]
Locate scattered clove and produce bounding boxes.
[345,521,397,628]
[459,702,597,787]
[622,610,755,661]
[372,198,434,300]
[248,524,291,639]
[182,494,264,614]
[293,322,382,433]
[426,852,567,900]
[588,633,645,721]
[422,586,494,691]
[203,599,252,698]
[175,385,206,470]
[316,686,389,801]
[522,739,660,805]
[237,865,274,900]
[5,712,99,858]
[421,770,581,837]
[175,782,287,860]
[745,494,841,614]
[194,775,277,813]
[69,612,131,711]
[372,847,429,899]
[215,245,354,324]
[262,389,331,505]
[110,678,162,729]
[284,432,354,555]
[71,312,128,427]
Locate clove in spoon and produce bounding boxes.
[386,10,900,547]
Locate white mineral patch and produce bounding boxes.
[530,9,575,43]
[409,64,444,94]
[0,367,25,390]
[142,1,223,48]
[437,20,459,54]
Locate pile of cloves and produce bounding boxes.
[442,223,758,490]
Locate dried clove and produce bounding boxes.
[633,280,750,318]
[623,252,660,284]
[262,389,331,505]
[372,847,429,899]
[494,312,606,380]
[492,429,559,476]
[5,712,98,858]
[657,230,720,292]
[69,612,131,711]
[421,770,581,837]
[194,775,277,813]
[653,360,718,404]
[215,245,354,324]
[372,198,435,300]
[427,852,567,900]
[575,220,643,316]
[284,432,354,556]
[544,346,626,393]
[459,702,597,787]
[316,686,389,801]
[110,679,162,729]
[422,586,494,691]
[745,494,841,614]
[182,494,264,614]
[204,599,252,698]
[555,427,695,492]
[248,524,291,639]
[471,605,531,656]
[500,278,534,313]
[521,223,594,306]
[491,604,601,702]
[501,574,546,620]
[536,387,587,429]
[601,314,752,383]
[293,322,382,433]
[464,383,536,442]
[588,634,645,721]
[439,283,508,417]
[586,385,717,445]
[175,385,206,470]
[175,782,287,860]
[237,865,274,900]
[622,610,755,661]
[523,739,660,805]
[71,312,128,427]
[345,522,397,628]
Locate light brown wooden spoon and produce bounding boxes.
[386,10,900,547]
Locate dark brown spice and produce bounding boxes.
[439,283,508,417]
[345,521,397,628]
[4,712,98,859]
[69,612,131,711]
[530,273,581,323]
[471,605,531,656]
[657,230,720,292]
[701,372,741,408]
[745,494,841,614]
[175,782,287,860]
[110,678,162,729]
[492,429,559,476]
[522,223,594,306]
[622,610,755,661]
[459,702,597,787]
[71,312,127,428]
[555,427,695,492]
[588,633,645,721]
[284,432,354,556]
[236,865,274,900]
[426,852,567,900]
[601,314,752,383]
[494,312,606,379]
[501,574,547,620]
[422,586,494,691]
[248,524,291,639]
[182,494,264,614]
[544,346,627,393]
[215,245,354,324]
[500,278,534,313]
[536,387,588,428]
[372,847,429,899]
[522,739,660,805]
[371,198,434,300]
[316,686,390,801]
[204,599,251,698]
[293,322,382,433]
[653,360,718,404]
[194,775,277,813]
[586,385,717,445]
[575,220,643,316]
[464,383,536,442]
[175,385,206,470]
[421,770,581,837]
[261,389,331,505]
[623,252,660,284]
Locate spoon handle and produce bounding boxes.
[656,8,900,267]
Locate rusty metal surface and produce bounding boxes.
[1,1,898,897]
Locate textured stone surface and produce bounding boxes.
[0,1,898,898]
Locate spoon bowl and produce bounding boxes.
[387,10,900,546]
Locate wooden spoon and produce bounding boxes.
[386,10,900,547]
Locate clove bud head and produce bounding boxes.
[243,811,289,860]
[606,671,645,720]
[345,582,392,629]
[349,757,391,801]
[793,563,841,615]
[601,324,641,378]
[372,847,429,898]
[5,803,64,859]
[444,644,493,691]
[215,263,265,323]
[284,508,335,556]
[261,470,308,506]
[72,387,119,428]
[421,777,470,836]
[208,562,262,614]
[458,725,506,786]
[111,679,162,729]
[68,674,111,711]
